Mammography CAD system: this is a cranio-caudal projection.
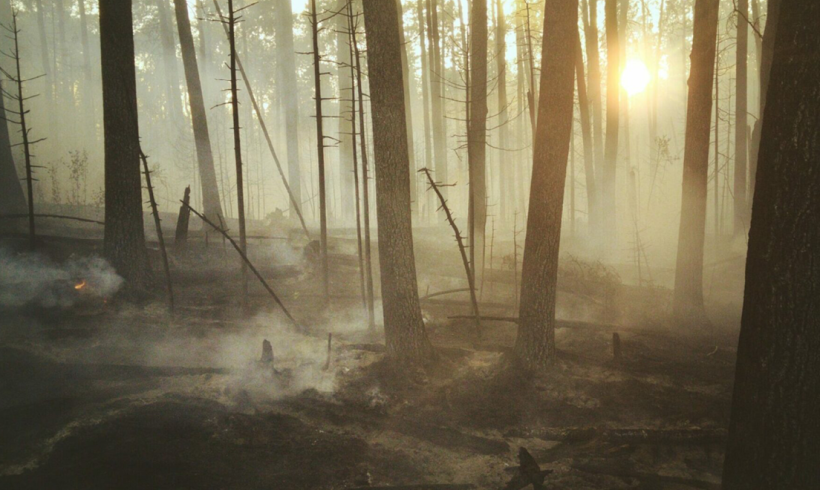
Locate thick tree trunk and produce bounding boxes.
[722,3,820,487]
[274,0,303,221]
[602,0,619,242]
[671,0,719,323]
[469,0,488,296]
[514,0,578,370]
[733,0,748,235]
[173,0,224,222]
[396,0,418,220]
[100,0,150,290]
[747,0,781,210]
[362,0,434,364]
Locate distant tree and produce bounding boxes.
[173,0,224,223]
[515,0,578,370]
[672,0,719,324]
[601,0,619,242]
[468,0,488,292]
[99,0,150,289]
[362,0,434,364]
[722,2,820,487]
[733,0,748,235]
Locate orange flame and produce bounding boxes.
[74,280,87,291]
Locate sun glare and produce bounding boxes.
[292,0,309,13]
[621,59,651,97]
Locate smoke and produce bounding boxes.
[0,248,124,308]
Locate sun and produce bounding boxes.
[621,59,651,97]
[292,0,309,13]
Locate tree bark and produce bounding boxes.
[515,0,578,370]
[602,0,619,241]
[469,0,488,297]
[362,0,435,364]
[100,0,150,290]
[671,0,719,323]
[722,3,820,487]
[733,0,748,236]
[173,0,224,222]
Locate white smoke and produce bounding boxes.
[0,248,124,307]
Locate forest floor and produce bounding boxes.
[0,226,745,490]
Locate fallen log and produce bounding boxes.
[0,213,104,225]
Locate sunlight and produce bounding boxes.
[292,0,309,14]
[621,59,651,97]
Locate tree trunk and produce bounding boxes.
[77,0,98,132]
[747,0,781,211]
[227,0,247,294]
[426,0,448,213]
[602,0,619,241]
[495,0,510,223]
[156,0,182,120]
[671,0,719,323]
[722,3,820,487]
[733,0,748,236]
[515,0,578,370]
[100,0,150,290]
[173,0,224,222]
[418,0,434,222]
[583,0,605,198]
[396,0,418,220]
[362,0,435,364]
[0,82,26,220]
[469,0,488,297]
[337,0,355,223]
[575,30,597,232]
[274,0,303,222]
[310,0,329,302]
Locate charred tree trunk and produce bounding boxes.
[722,2,820,486]
[100,0,150,289]
[0,80,25,221]
[362,0,435,363]
[515,0,578,370]
[602,0,620,242]
[671,0,719,324]
[748,0,781,210]
[733,0,748,236]
[274,0,303,222]
[469,0,488,297]
[173,0,224,222]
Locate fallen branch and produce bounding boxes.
[419,288,473,301]
[141,150,175,313]
[182,201,303,331]
[0,214,104,225]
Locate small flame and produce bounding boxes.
[74,279,87,291]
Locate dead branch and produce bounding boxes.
[140,150,175,313]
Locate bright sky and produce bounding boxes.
[292,0,310,14]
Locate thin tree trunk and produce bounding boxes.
[575,29,597,232]
[100,0,150,289]
[722,3,820,486]
[77,0,97,131]
[418,0,434,222]
[426,0,447,213]
[515,0,578,370]
[156,0,182,120]
[337,0,355,224]
[351,10,376,330]
[274,0,303,223]
[495,0,509,222]
[469,0,488,297]
[733,0,748,236]
[672,0,719,323]
[226,0,247,294]
[602,0,620,241]
[362,0,435,363]
[0,79,25,220]
[584,0,605,201]
[310,0,330,302]
[174,0,224,222]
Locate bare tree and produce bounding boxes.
[173,0,224,223]
[469,0,489,293]
[156,0,183,121]
[672,0,719,324]
[722,2,820,486]
[100,0,150,289]
[515,0,578,370]
[362,0,434,363]
[310,0,330,303]
[733,0,748,235]
[602,0,620,241]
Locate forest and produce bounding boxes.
[0,0,818,488]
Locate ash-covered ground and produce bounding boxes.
[0,225,745,490]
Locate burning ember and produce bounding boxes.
[74,280,87,291]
